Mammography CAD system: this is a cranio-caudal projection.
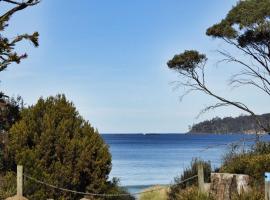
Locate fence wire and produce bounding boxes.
[23,173,198,197]
[15,136,264,198]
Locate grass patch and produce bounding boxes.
[139,185,169,200]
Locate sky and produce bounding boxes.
[1,0,269,133]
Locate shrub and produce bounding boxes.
[220,141,270,184]
[168,159,211,200]
[4,95,113,200]
[101,177,135,200]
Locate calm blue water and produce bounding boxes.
[102,133,270,192]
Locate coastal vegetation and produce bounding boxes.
[0,95,134,200]
[0,1,134,199]
[165,141,267,200]
[165,0,270,199]
[189,113,270,134]
[168,159,211,200]
[221,141,270,185]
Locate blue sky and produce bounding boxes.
[1,0,269,133]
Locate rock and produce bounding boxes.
[210,173,250,200]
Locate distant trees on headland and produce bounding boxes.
[189,113,270,134]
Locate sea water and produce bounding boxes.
[102,133,270,193]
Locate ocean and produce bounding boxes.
[101,133,270,193]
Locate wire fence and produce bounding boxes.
[23,173,198,197]
[7,135,265,198]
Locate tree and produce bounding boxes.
[0,96,24,171]
[167,0,270,132]
[5,95,112,200]
[0,95,24,132]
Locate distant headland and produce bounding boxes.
[188,113,270,134]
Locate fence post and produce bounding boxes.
[265,172,270,200]
[17,165,23,196]
[198,163,205,194]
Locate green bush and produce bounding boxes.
[220,141,270,184]
[1,95,126,200]
[101,177,135,200]
[168,159,211,200]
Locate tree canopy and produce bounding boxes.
[5,95,112,200]
[167,0,270,132]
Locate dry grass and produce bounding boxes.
[139,185,169,200]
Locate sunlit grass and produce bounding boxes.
[139,185,169,200]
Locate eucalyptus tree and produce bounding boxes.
[168,0,270,132]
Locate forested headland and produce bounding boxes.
[188,114,270,134]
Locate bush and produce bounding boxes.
[168,159,211,200]
[220,141,270,184]
[3,95,113,200]
[101,177,135,200]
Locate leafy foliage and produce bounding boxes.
[206,0,270,42]
[220,141,270,184]
[0,96,24,172]
[0,96,24,132]
[100,177,135,200]
[4,95,113,200]
[168,159,211,200]
[167,50,207,72]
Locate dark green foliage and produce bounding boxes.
[0,96,24,132]
[5,95,113,200]
[220,141,270,184]
[99,178,135,200]
[0,96,24,172]
[167,50,207,72]
[168,159,211,200]
[189,113,270,134]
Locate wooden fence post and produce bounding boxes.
[17,165,23,196]
[5,165,28,200]
[198,163,205,194]
[265,172,270,200]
